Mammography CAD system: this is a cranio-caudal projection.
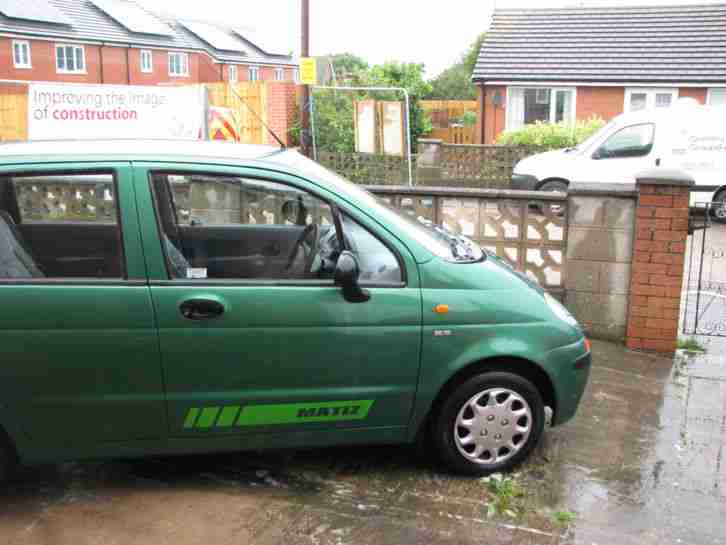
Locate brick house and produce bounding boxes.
[0,0,297,86]
[473,4,726,144]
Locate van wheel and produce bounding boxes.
[433,372,545,476]
[712,192,726,224]
[538,180,568,193]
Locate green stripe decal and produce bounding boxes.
[216,406,241,427]
[196,407,221,428]
[235,400,375,427]
[183,407,200,429]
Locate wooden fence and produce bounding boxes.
[421,100,477,126]
[0,83,29,142]
[429,126,475,145]
[204,83,267,144]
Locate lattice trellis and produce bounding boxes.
[14,177,117,223]
[374,190,567,292]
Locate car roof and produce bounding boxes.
[0,139,284,163]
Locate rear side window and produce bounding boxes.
[0,173,125,279]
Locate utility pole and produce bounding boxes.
[300,0,311,156]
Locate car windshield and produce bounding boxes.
[273,152,485,263]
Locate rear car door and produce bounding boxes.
[134,163,422,440]
[0,163,165,453]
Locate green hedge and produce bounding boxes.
[496,116,606,150]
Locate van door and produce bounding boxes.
[0,163,165,451]
[134,163,422,439]
[589,122,657,183]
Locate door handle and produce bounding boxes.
[179,298,225,321]
[655,158,661,166]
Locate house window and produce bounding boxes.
[228,65,238,83]
[293,68,299,83]
[625,88,677,113]
[249,66,260,82]
[168,52,189,77]
[506,87,575,131]
[140,50,153,73]
[708,88,726,107]
[55,44,85,74]
[274,67,285,81]
[12,40,31,69]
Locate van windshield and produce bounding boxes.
[573,120,616,153]
[273,152,484,263]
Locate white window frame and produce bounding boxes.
[505,86,577,131]
[293,68,299,83]
[624,88,678,113]
[248,65,260,82]
[707,88,726,106]
[12,40,31,69]
[274,67,285,81]
[55,44,86,74]
[168,52,189,77]
[228,65,238,83]
[140,49,153,73]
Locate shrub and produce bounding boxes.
[496,116,606,150]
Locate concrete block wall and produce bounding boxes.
[564,184,637,341]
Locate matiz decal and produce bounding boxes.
[183,400,375,429]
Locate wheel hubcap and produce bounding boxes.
[453,388,532,466]
[715,202,726,219]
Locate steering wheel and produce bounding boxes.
[285,223,319,276]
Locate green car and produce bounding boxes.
[0,140,590,480]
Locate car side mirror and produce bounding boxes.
[334,251,370,303]
[282,198,307,225]
[592,148,604,160]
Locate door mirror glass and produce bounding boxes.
[281,198,306,225]
[334,251,370,303]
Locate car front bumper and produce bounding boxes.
[544,337,592,426]
[511,173,539,191]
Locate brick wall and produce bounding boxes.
[679,87,707,104]
[265,82,298,146]
[626,172,694,352]
[577,87,625,121]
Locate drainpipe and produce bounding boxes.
[99,45,104,83]
[126,46,131,84]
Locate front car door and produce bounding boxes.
[0,163,165,457]
[134,163,422,445]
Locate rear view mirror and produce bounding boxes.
[334,251,370,303]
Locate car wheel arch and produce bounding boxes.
[418,356,557,441]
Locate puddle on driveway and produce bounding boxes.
[1,339,725,544]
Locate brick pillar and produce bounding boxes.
[265,82,299,147]
[626,169,695,353]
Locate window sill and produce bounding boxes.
[56,69,88,75]
[13,65,32,70]
[169,73,190,78]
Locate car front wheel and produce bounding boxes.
[433,372,545,475]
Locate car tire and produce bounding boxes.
[0,433,16,484]
[711,191,726,224]
[538,180,568,193]
[433,372,545,476]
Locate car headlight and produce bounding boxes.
[544,293,579,327]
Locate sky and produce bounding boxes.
[141,0,726,78]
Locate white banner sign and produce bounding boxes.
[28,83,204,140]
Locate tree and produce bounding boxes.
[328,53,369,83]
[426,32,487,100]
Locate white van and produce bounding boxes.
[511,102,726,213]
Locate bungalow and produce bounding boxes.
[472,3,726,144]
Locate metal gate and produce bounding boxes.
[681,203,726,336]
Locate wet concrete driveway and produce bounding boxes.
[1,339,725,545]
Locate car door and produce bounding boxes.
[0,163,165,452]
[133,162,422,440]
[590,123,656,183]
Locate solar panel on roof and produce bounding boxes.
[180,21,248,53]
[90,0,173,36]
[234,27,291,57]
[0,0,73,25]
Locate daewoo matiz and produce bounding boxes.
[0,140,590,480]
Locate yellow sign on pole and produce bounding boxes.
[299,57,317,85]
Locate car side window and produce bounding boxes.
[342,214,402,285]
[151,172,339,281]
[594,123,655,159]
[0,172,124,279]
